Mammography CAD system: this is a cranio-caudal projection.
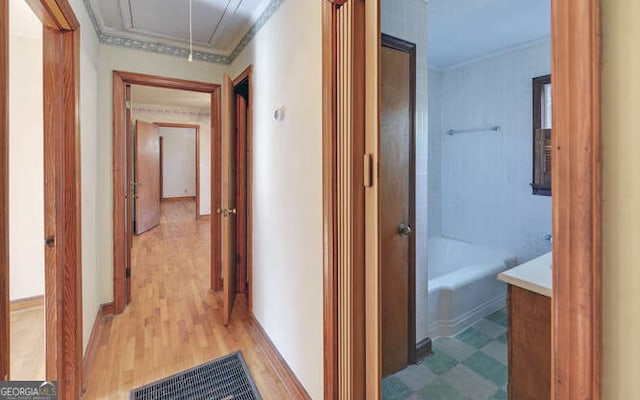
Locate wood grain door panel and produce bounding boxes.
[222,74,237,326]
[134,120,160,235]
[380,38,416,377]
[236,93,248,294]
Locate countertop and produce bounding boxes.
[497,252,552,297]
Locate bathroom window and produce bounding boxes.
[532,74,552,196]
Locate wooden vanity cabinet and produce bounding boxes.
[507,285,551,400]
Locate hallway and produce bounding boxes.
[84,200,293,399]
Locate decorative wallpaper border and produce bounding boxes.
[82,0,285,65]
[132,104,211,118]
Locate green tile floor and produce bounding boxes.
[382,308,509,400]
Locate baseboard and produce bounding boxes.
[249,314,311,399]
[161,196,196,202]
[10,295,44,312]
[427,294,506,338]
[82,303,114,393]
[102,302,115,317]
[415,337,433,363]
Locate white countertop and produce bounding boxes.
[498,252,552,297]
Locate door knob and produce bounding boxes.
[398,224,413,236]
[216,208,237,217]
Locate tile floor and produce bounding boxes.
[383,308,509,400]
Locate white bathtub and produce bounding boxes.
[427,237,517,338]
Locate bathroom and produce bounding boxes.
[380,0,553,398]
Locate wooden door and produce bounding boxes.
[235,93,248,294]
[380,35,416,377]
[134,120,160,235]
[125,85,133,304]
[221,74,238,326]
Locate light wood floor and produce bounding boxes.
[10,303,45,380]
[84,200,295,399]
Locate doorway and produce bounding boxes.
[0,0,83,396]
[380,34,417,377]
[216,67,253,325]
[112,71,220,314]
[156,122,201,220]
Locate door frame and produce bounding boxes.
[112,71,220,314]
[322,1,602,399]
[1,0,83,397]
[234,66,253,308]
[154,122,201,219]
[380,33,417,369]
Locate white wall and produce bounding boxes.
[433,41,552,263]
[229,0,324,397]
[97,46,227,304]
[158,127,197,198]
[131,105,210,210]
[428,69,443,238]
[381,0,430,343]
[66,0,103,354]
[8,30,44,302]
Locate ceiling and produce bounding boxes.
[131,86,211,112]
[9,0,41,39]
[428,0,551,70]
[89,0,269,55]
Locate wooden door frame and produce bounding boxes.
[232,66,253,308]
[112,71,220,314]
[322,0,602,399]
[1,0,83,397]
[154,122,201,219]
[380,33,417,368]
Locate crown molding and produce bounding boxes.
[82,0,285,65]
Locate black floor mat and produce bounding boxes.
[130,351,262,400]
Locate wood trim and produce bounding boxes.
[9,295,44,312]
[381,33,417,367]
[101,302,115,317]
[232,69,253,305]
[24,0,79,30]
[113,71,221,313]
[0,0,8,380]
[154,122,200,219]
[161,196,196,202]
[211,88,222,292]
[322,1,338,398]
[363,0,380,397]
[249,314,312,400]
[42,15,82,399]
[233,66,253,87]
[82,303,114,393]
[113,71,218,93]
[551,0,602,399]
[82,306,104,393]
[159,136,163,199]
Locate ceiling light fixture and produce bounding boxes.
[188,0,193,62]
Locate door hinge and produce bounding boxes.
[126,267,131,278]
[364,153,374,188]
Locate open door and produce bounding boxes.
[134,120,161,235]
[221,74,237,326]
